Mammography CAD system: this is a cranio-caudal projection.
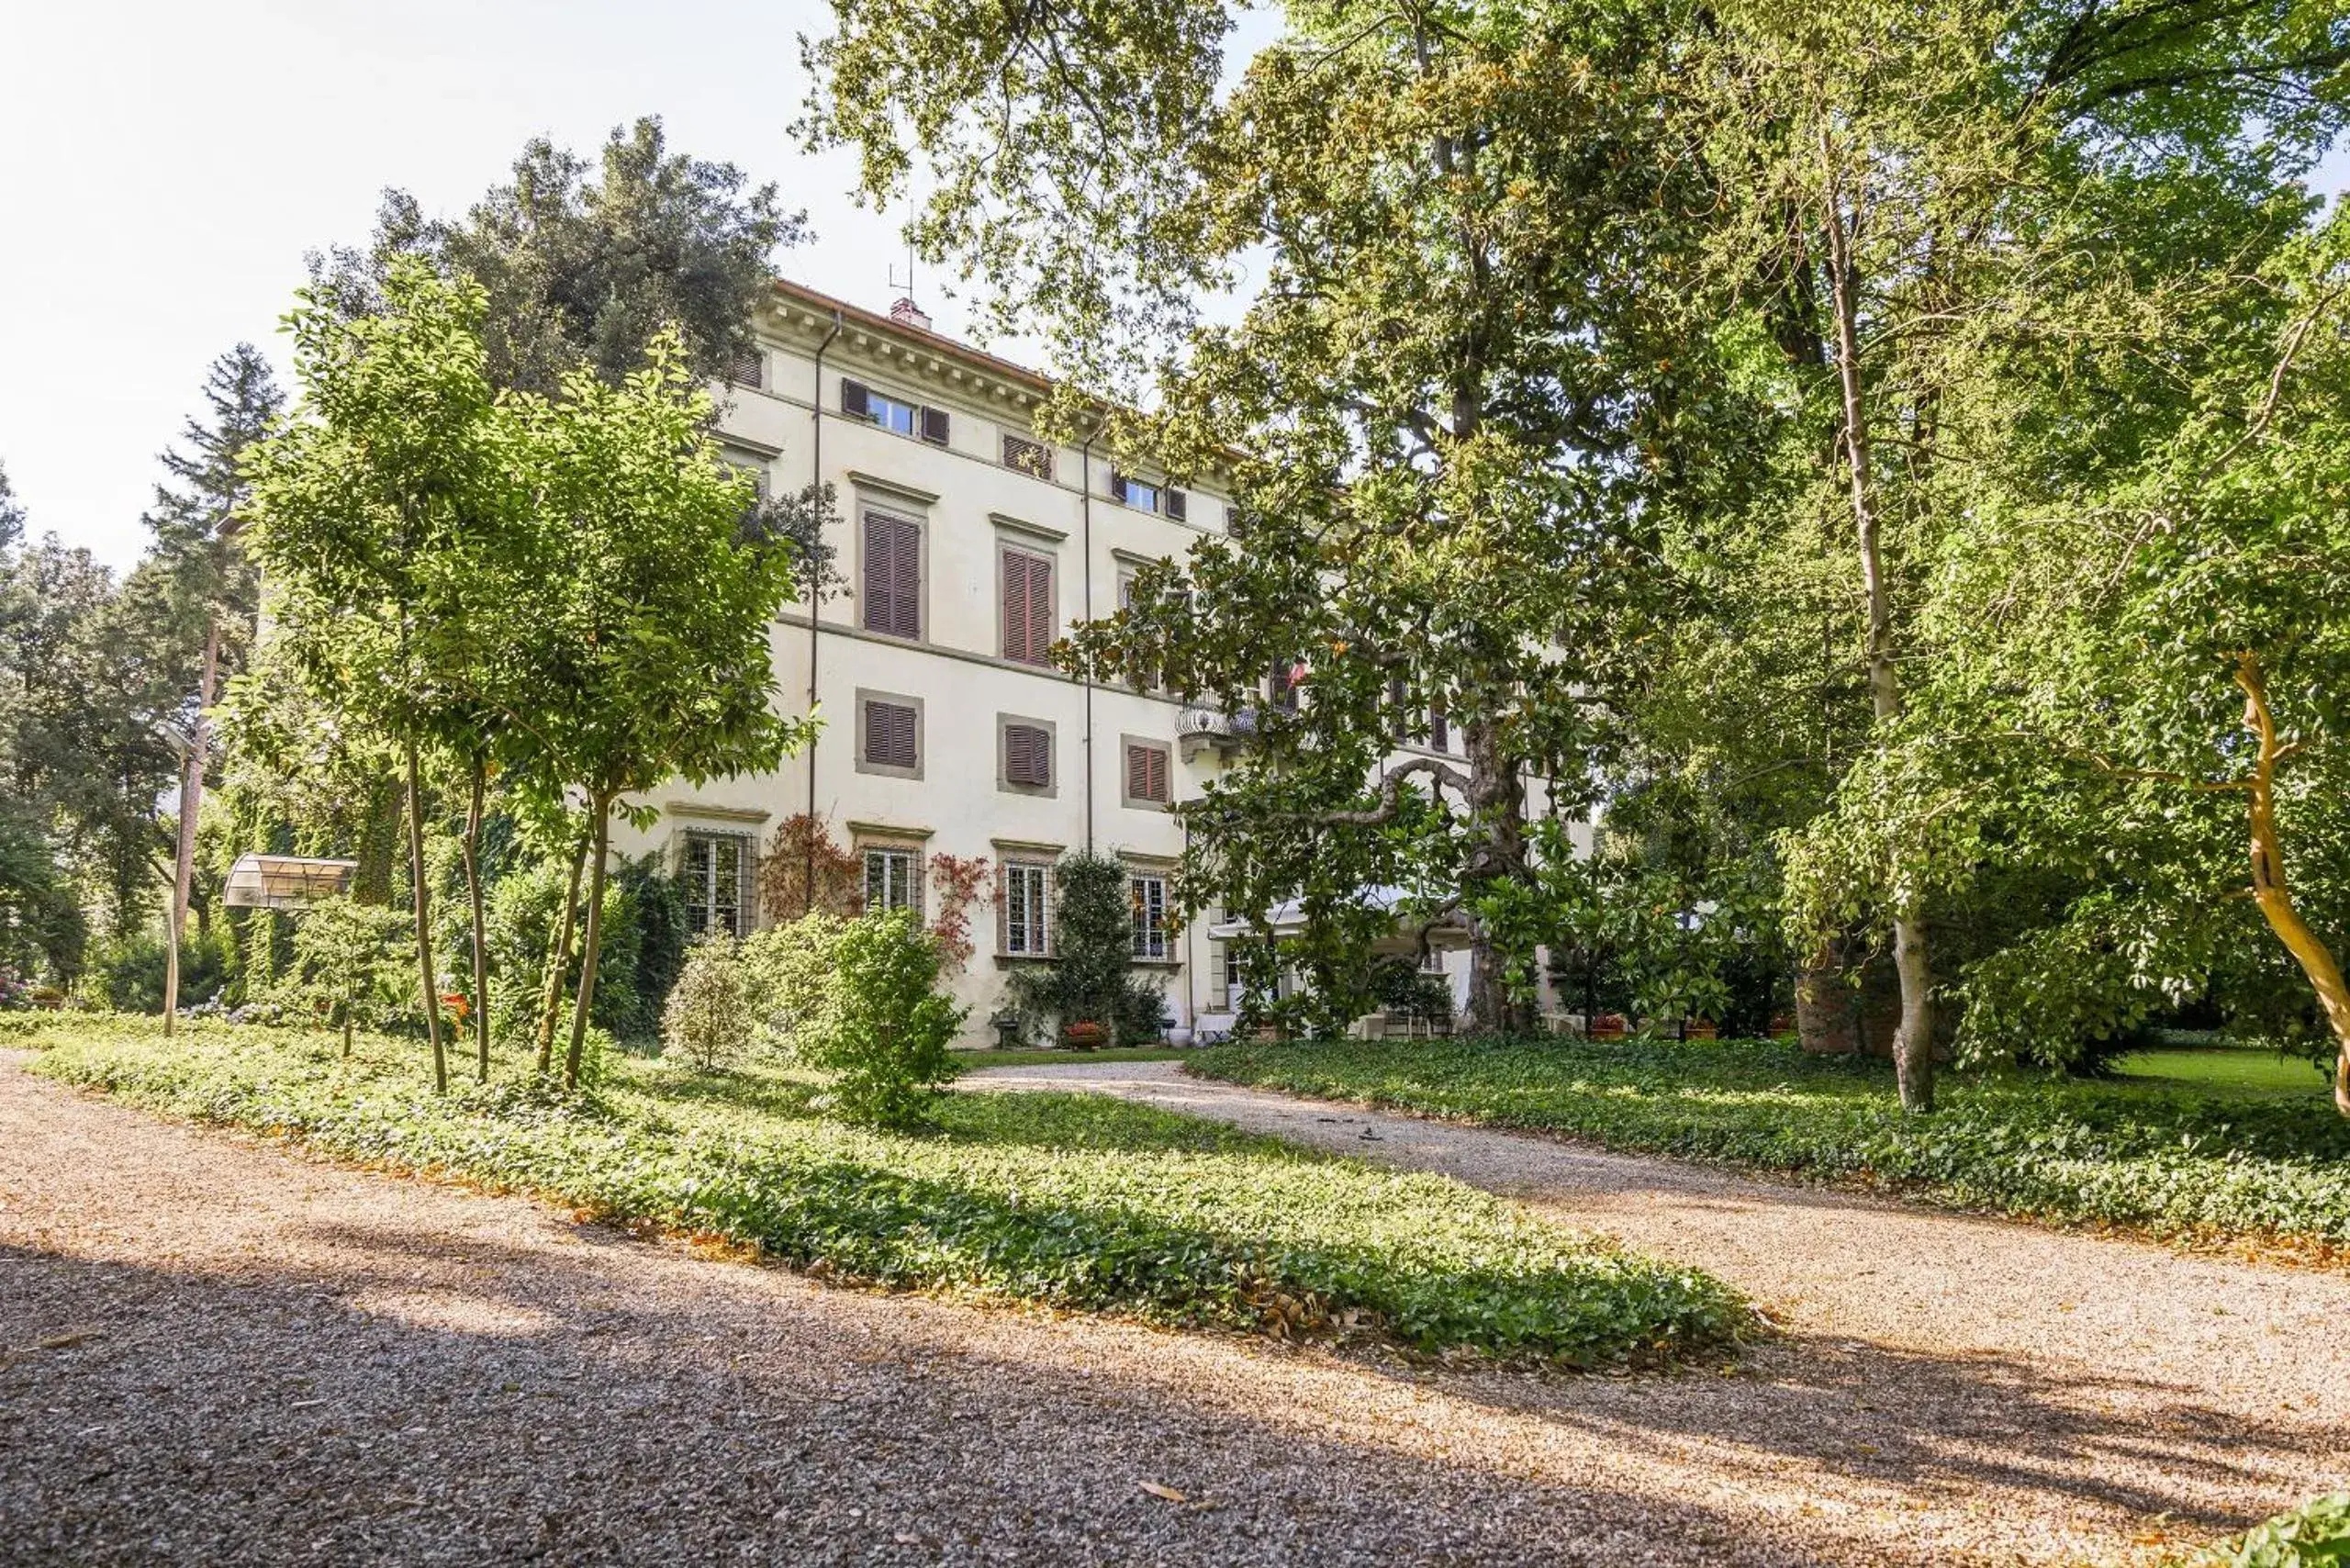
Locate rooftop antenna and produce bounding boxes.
[887,231,933,333]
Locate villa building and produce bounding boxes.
[611,276,1482,1045]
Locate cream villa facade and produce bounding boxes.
[612,277,1483,1046]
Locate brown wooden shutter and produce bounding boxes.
[1001,550,1026,660]
[864,515,920,638]
[1005,724,1049,787]
[1429,698,1449,752]
[841,378,869,418]
[1002,433,1052,478]
[1026,554,1053,662]
[1109,470,1126,504]
[866,700,916,768]
[1149,747,1169,801]
[1125,744,1148,801]
[1165,487,1187,521]
[920,406,950,446]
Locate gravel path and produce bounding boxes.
[3,1054,2340,1568]
[971,1060,2350,1559]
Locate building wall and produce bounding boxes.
[608,286,1232,1045]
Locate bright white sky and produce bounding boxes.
[1,1,2339,572]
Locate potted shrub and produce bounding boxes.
[1589,1012,1628,1040]
[1684,1017,1718,1041]
[1062,1018,1108,1049]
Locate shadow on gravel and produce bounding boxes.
[3,1238,1797,1568]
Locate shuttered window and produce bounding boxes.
[1000,548,1055,665]
[862,514,922,639]
[1428,698,1449,752]
[919,405,950,446]
[863,700,918,770]
[1003,862,1050,955]
[1125,743,1169,805]
[842,377,946,444]
[725,350,764,388]
[1165,487,1188,521]
[1002,433,1053,479]
[1003,723,1051,788]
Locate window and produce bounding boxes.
[679,832,751,937]
[842,378,948,445]
[1000,546,1056,665]
[858,694,920,776]
[1110,471,1160,512]
[1123,740,1169,808]
[862,511,922,639]
[1164,487,1188,521]
[1003,861,1050,955]
[863,847,922,914]
[1428,697,1450,752]
[1130,874,1169,959]
[1003,722,1052,789]
[724,349,764,388]
[1270,658,1304,712]
[1002,432,1054,479]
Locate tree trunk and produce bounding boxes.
[536,827,589,1075]
[1460,717,1531,1036]
[563,799,611,1091]
[1795,939,1860,1054]
[1821,136,1935,1114]
[2234,654,2350,1117]
[462,758,491,1082]
[405,737,447,1093]
[163,616,222,1037]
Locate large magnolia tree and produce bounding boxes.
[806,0,1752,1031]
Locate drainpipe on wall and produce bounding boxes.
[805,309,844,915]
[1080,426,1100,856]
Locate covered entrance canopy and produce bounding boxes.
[1203,886,1472,957]
[223,854,360,911]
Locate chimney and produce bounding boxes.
[888,296,934,333]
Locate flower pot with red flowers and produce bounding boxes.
[1589,1013,1628,1040]
[1061,1019,1108,1050]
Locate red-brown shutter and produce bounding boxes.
[865,515,920,639]
[1006,724,1049,786]
[1026,554,1053,662]
[841,378,870,418]
[1126,744,1148,801]
[1149,747,1169,801]
[920,406,950,446]
[1165,487,1187,521]
[1001,550,1026,660]
[866,700,916,768]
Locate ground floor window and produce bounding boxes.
[1130,874,1169,959]
[1003,861,1050,955]
[680,832,751,937]
[864,847,922,914]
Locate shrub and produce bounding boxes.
[77,928,229,1014]
[1004,852,1165,1047]
[2195,1493,2350,1568]
[738,912,847,1045]
[279,897,413,1048]
[785,910,966,1127]
[661,935,752,1072]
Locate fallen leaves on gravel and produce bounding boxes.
[1138,1481,1190,1503]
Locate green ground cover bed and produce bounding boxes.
[950,1047,1194,1069]
[19,1018,1745,1368]
[1190,1036,2350,1249]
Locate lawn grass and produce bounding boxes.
[2114,1046,2333,1096]
[1189,1036,2350,1249]
[18,1016,1747,1368]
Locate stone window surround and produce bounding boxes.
[996,712,1058,797]
[854,687,925,779]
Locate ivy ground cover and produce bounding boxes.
[20,1018,1745,1368]
[1190,1036,2350,1249]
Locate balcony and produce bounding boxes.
[1177,704,1259,760]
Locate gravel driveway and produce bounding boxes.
[3,1051,2342,1567]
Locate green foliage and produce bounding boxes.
[1004,853,1163,1047]
[738,912,846,1044]
[23,1016,1748,1367]
[78,928,229,1014]
[277,896,412,1041]
[780,910,967,1128]
[1192,1036,2350,1248]
[661,935,751,1073]
[2193,1494,2350,1568]
[321,117,804,395]
[588,856,688,1045]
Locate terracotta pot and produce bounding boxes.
[1062,1020,1108,1049]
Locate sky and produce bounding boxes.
[0,0,1099,571]
[1,2,2341,573]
